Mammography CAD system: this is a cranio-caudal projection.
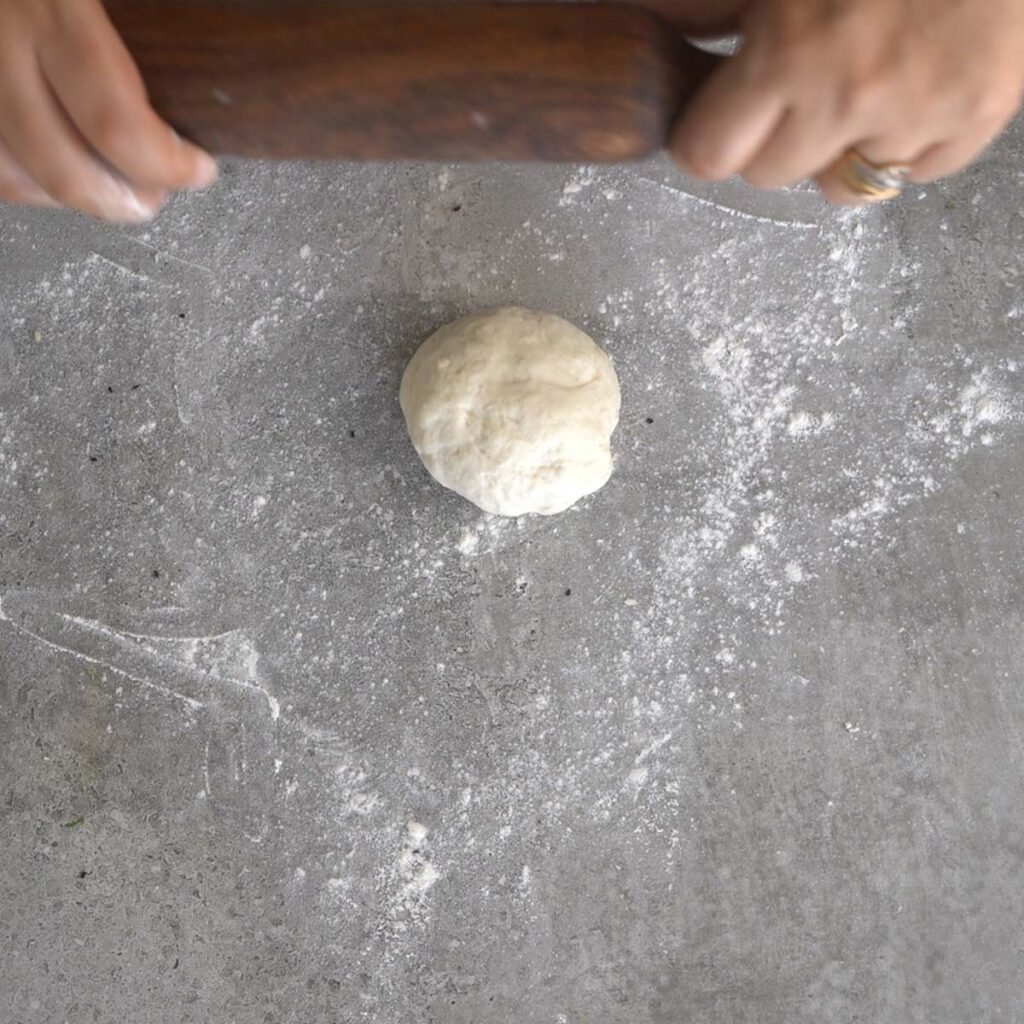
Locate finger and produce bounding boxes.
[0,138,57,207]
[815,137,928,206]
[627,0,745,36]
[39,0,216,190]
[0,55,163,222]
[740,108,853,189]
[908,122,1010,182]
[671,54,786,181]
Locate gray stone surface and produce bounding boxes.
[2,123,1023,1023]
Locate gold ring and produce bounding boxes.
[837,149,911,201]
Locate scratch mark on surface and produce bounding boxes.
[60,618,242,644]
[160,251,215,276]
[202,737,212,795]
[118,234,216,277]
[172,355,192,427]
[0,594,280,721]
[637,178,820,231]
[87,251,165,287]
[59,612,280,721]
[0,596,205,711]
[636,732,675,764]
[472,677,500,723]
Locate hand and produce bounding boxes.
[0,0,216,222]
[670,0,1024,204]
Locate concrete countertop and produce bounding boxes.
[2,125,1023,1022]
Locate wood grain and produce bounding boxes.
[104,1,717,162]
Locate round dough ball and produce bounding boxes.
[400,307,621,516]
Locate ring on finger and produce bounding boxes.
[835,148,912,201]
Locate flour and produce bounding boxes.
[558,166,596,206]
[959,370,1011,438]
[397,821,440,898]
[784,561,805,584]
[456,528,479,556]
[787,409,835,436]
[2,159,1022,1021]
[364,820,442,951]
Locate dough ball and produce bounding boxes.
[400,306,620,516]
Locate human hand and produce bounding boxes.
[0,0,216,221]
[670,0,1024,204]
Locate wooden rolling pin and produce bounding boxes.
[104,1,718,162]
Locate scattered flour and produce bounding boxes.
[397,821,440,899]
[558,166,596,206]
[959,370,1010,439]
[1,161,1021,1018]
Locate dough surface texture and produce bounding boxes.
[400,307,621,516]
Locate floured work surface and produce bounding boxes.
[1,141,1023,1023]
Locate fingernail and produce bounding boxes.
[100,174,159,223]
[172,130,218,188]
[190,152,218,189]
[671,151,701,178]
[116,184,158,222]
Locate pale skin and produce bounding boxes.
[0,0,216,221]
[657,0,1024,202]
[0,0,1022,221]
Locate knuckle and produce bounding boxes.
[761,37,816,86]
[87,106,134,158]
[0,172,28,198]
[40,175,77,207]
[41,173,91,211]
[823,31,915,120]
[908,164,944,184]
[50,0,94,35]
[832,67,892,120]
[684,152,728,180]
[822,187,866,208]
[964,85,1017,128]
[742,167,778,190]
[674,140,729,180]
[815,170,863,207]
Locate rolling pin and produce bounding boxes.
[103,1,719,162]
